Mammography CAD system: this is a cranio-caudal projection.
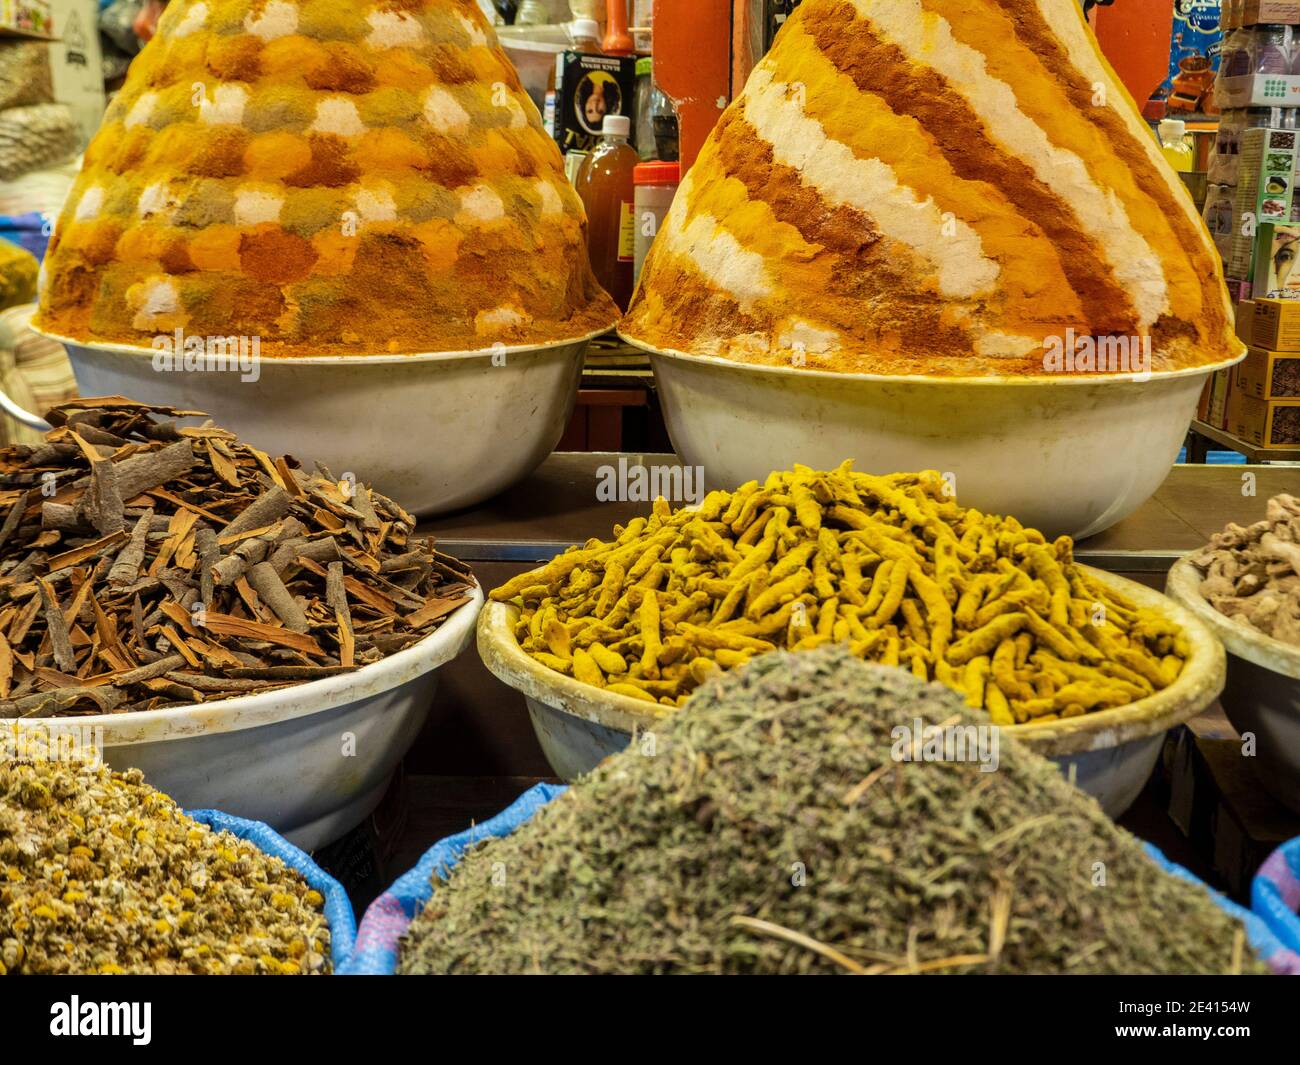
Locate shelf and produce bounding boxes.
[1189,420,1300,463]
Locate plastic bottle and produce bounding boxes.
[576,114,640,310]
[650,82,679,162]
[635,57,656,160]
[603,0,635,55]
[633,160,679,287]
[570,17,602,52]
[1160,119,1195,173]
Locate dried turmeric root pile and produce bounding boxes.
[490,465,1189,724]
[1189,493,1300,645]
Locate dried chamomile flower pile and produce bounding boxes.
[492,465,1188,723]
[0,753,329,975]
[1189,493,1300,645]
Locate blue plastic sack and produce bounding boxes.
[345,784,1290,975]
[186,808,357,971]
[0,214,52,263]
[340,782,565,975]
[1145,842,1300,975]
[1254,836,1300,968]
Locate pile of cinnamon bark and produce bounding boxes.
[0,398,475,717]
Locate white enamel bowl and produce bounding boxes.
[478,569,1225,817]
[24,328,605,516]
[2,590,483,851]
[623,339,1241,541]
[1168,557,1300,815]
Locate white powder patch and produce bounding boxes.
[660,182,770,311]
[742,65,998,301]
[200,84,248,126]
[777,319,840,354]
[74,186,104,222]
[476,306,529,335]
[1028,0,1209,239]
[130,277,182,330]
[169,1,208,37]
[355,185,397,223]
[501,95,528,129]
[974,330,1043,359]
[423,87,471,135]
[244,0,298,41]
[457,12,488,47]
[364,8,424,49]
[848,0,1168,327]
[234,187,285,225]
[458,184,505,223]
[137,183,179,220]
[124,92,157,129]
[311,98,366,137]
[534,179,563,217]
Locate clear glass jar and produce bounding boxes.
[516,0,550,25]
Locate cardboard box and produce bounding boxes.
[1208,367,1234,428]
[1253,296,1300,350]
[1234,299,1256,344]
[552,50,638,156]
[1229,391,1300,446]
[1217,73,1300,109]
[47,0,104,150]
[1236,345,1300,399]
[1242,0,1300,25]
[1225,276,1253,305]
[0,0,52,38]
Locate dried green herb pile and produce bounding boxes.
[0,752,330,974]
[399,647,1262,975]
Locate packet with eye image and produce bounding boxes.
[1251,222,1300,297]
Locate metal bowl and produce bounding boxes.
[622,338,1241,540]
[3,589,483,850]
[22,328,604,516]
[478,568,1225,817]
[1167,557,1300,815]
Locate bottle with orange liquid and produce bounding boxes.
[575,114,639,310]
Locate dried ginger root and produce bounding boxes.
[491,465,1188,724]
[1190,493,1300,645]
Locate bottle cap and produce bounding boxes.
[571,18,600,41]
[603,114,632,137]
[634,161,681,185]
[1159,118,1187,141]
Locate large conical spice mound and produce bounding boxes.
[35,0,617,356]
[623,0,1242,378]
